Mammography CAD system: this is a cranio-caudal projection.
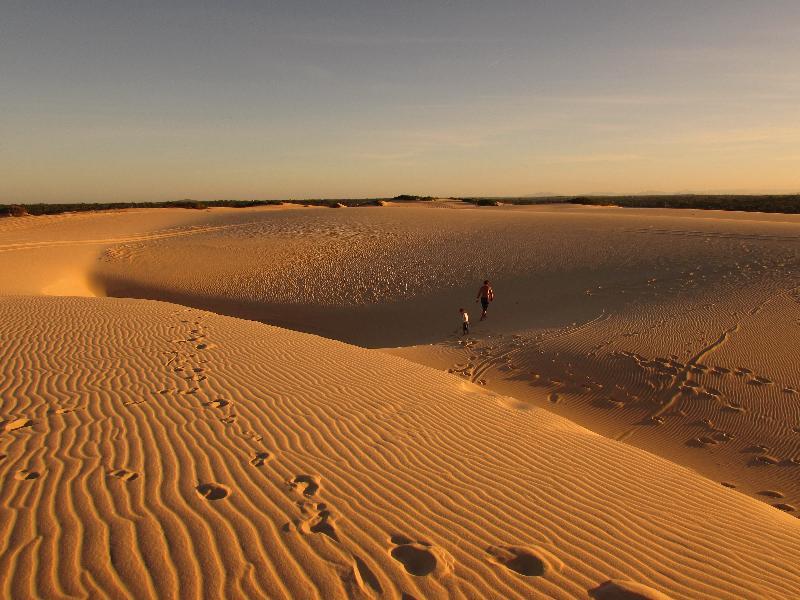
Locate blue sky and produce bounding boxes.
[1,1,798,201]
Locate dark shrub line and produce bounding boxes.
[0,195,434,217]
[10,194,796,217]
[459,195,800,214]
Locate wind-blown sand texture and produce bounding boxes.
[2,203,800,599]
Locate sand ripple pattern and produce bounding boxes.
[1,297,800,599]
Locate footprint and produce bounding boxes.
[743,444,771,453]
[390,538,438,577]
[203,399,230,409]
[593,397,625,409]
[307,509,339,541]
[288,501,340,542]
[758,490,784,499]
[687,437,717,448]
[748,376,773,386]
[547,392,560,404]
[196,483,230,500]
[1,418,34,433]
[249,452,273,467]
[15,469,40,480]
[773,503,796,512]
[486,545,561,577]
[108,469,140,481]
[352,556,383,595]
[721,482,737,489]
[696,390,719,401]
[709,431,734,442]
[589,579,673,600]
[290,475,320,497]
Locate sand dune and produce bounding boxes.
[90,203,800,511]
[0,208,218,297]
[2,296,800,599]
[2,203,800,598]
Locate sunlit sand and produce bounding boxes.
[1,202,799,599]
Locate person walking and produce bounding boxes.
[459,308,470,335]
[475,280,494,321]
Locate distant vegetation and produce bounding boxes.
[460,195,800,213]
[6,194,799,218]
[459,197,570,206]
[569,195,800,213]
[0,195,436,218]
[0,199,282,217]
[391,194,435,202]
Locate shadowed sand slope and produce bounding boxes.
[2,296,800,599]
[92,204,800,346]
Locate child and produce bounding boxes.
[459,307,469,335]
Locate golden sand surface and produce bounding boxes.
[1,202,800,599]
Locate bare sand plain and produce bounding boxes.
[1,202,800,599]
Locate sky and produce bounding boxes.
[1,1,799,203]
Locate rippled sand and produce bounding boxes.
[1,202,800,599]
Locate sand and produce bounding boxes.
[2,202,800,599]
